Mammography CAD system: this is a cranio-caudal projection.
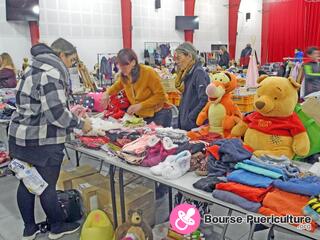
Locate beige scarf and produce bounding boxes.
[175,60,195,93]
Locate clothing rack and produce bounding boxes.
[144,42,181,66]
[97,53,117,87]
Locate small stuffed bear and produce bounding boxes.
[115,209,153,240]
[231,75,310,159]
[196,72,242,138]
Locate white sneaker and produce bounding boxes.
[22,230,41,240]
[150,155,176,176]
[162,150,191,179]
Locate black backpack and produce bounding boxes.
[57,189,83,223]
[39,189,83,233]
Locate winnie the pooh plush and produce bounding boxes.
[196,72,242,138]
[115,209,153,240]
[231,75,310,159]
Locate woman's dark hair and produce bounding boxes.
[306,46,319,56]
[295,48,301,52]
[117,48,140,83]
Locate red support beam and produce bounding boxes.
[120,0,132,49]
[261,1,270,65]
[29,21,40,46]
[228,0,241,60]
[184,0,196,43]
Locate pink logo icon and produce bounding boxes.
[169,203,201,235]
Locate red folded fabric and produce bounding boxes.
[79,136,109,149]
[215,182,271,202]
[206,145,220,160]
[259,188,318,232]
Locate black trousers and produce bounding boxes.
[145,108,173,128]
[9,141,65,229]
[17,163,65,228]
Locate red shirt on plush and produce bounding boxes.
[244,112,306,137]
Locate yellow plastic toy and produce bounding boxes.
[80,210,114,240]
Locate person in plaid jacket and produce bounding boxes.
[8,38,92,240]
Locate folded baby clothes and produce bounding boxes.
[156,128,189,144]
[214,139,252,163]
[141,136,177,167]
[193,176,225,193]
[227,169,274,188]
[190,152,206,171]
[250,156,300,180]
[273,176,320,196]
[212,190,261,213]
[215,182,271,202]
[122,135,152,156]
[106,130,141,147]
[176,141,207,155]
[117,152,145,165]
[79,136,109,149]
[187,128,222,143]
[259,188,318,232]
[235,162,283,179]
[123,116,146,128]
[76,118,123,137]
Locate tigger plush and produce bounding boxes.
[196,72,242,138]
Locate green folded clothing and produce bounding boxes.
[235,162,283,179]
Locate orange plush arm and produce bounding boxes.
[222,100,242,130]
[196,102,210,126]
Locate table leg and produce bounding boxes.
[248,223,256,240]
[168,187,173,213]
[75,150,80,167]
[109,165,118,229]
[64,146,71,161]
[119,168,126,224]
[267,225,275,240]
[220,209,232,240]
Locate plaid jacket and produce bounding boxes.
[9,44,84,146]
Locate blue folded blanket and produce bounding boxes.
[212,189,261,213]
[227,169,274,188]
[273,176,320,196]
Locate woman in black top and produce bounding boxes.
[218,46,230,69]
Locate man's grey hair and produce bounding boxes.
[51,38,77,56]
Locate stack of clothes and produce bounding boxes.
[155,128,189,144]
[259,175,320,232]
[193,139,252,193]
[211,156,300,213]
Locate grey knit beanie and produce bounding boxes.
[175,42,197,59]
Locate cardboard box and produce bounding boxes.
[57,165,98,190]
[71,175,105,214]
[71,173,108,189]
[98,183,155,226]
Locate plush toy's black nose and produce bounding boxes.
[255,101,265,109]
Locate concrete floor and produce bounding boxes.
[0,152,313,240]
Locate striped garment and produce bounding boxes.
[9,44,84,146]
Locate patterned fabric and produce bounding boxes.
[9,44,84,146]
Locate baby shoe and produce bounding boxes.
[150,154,177,176]
[162,150,191,179]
